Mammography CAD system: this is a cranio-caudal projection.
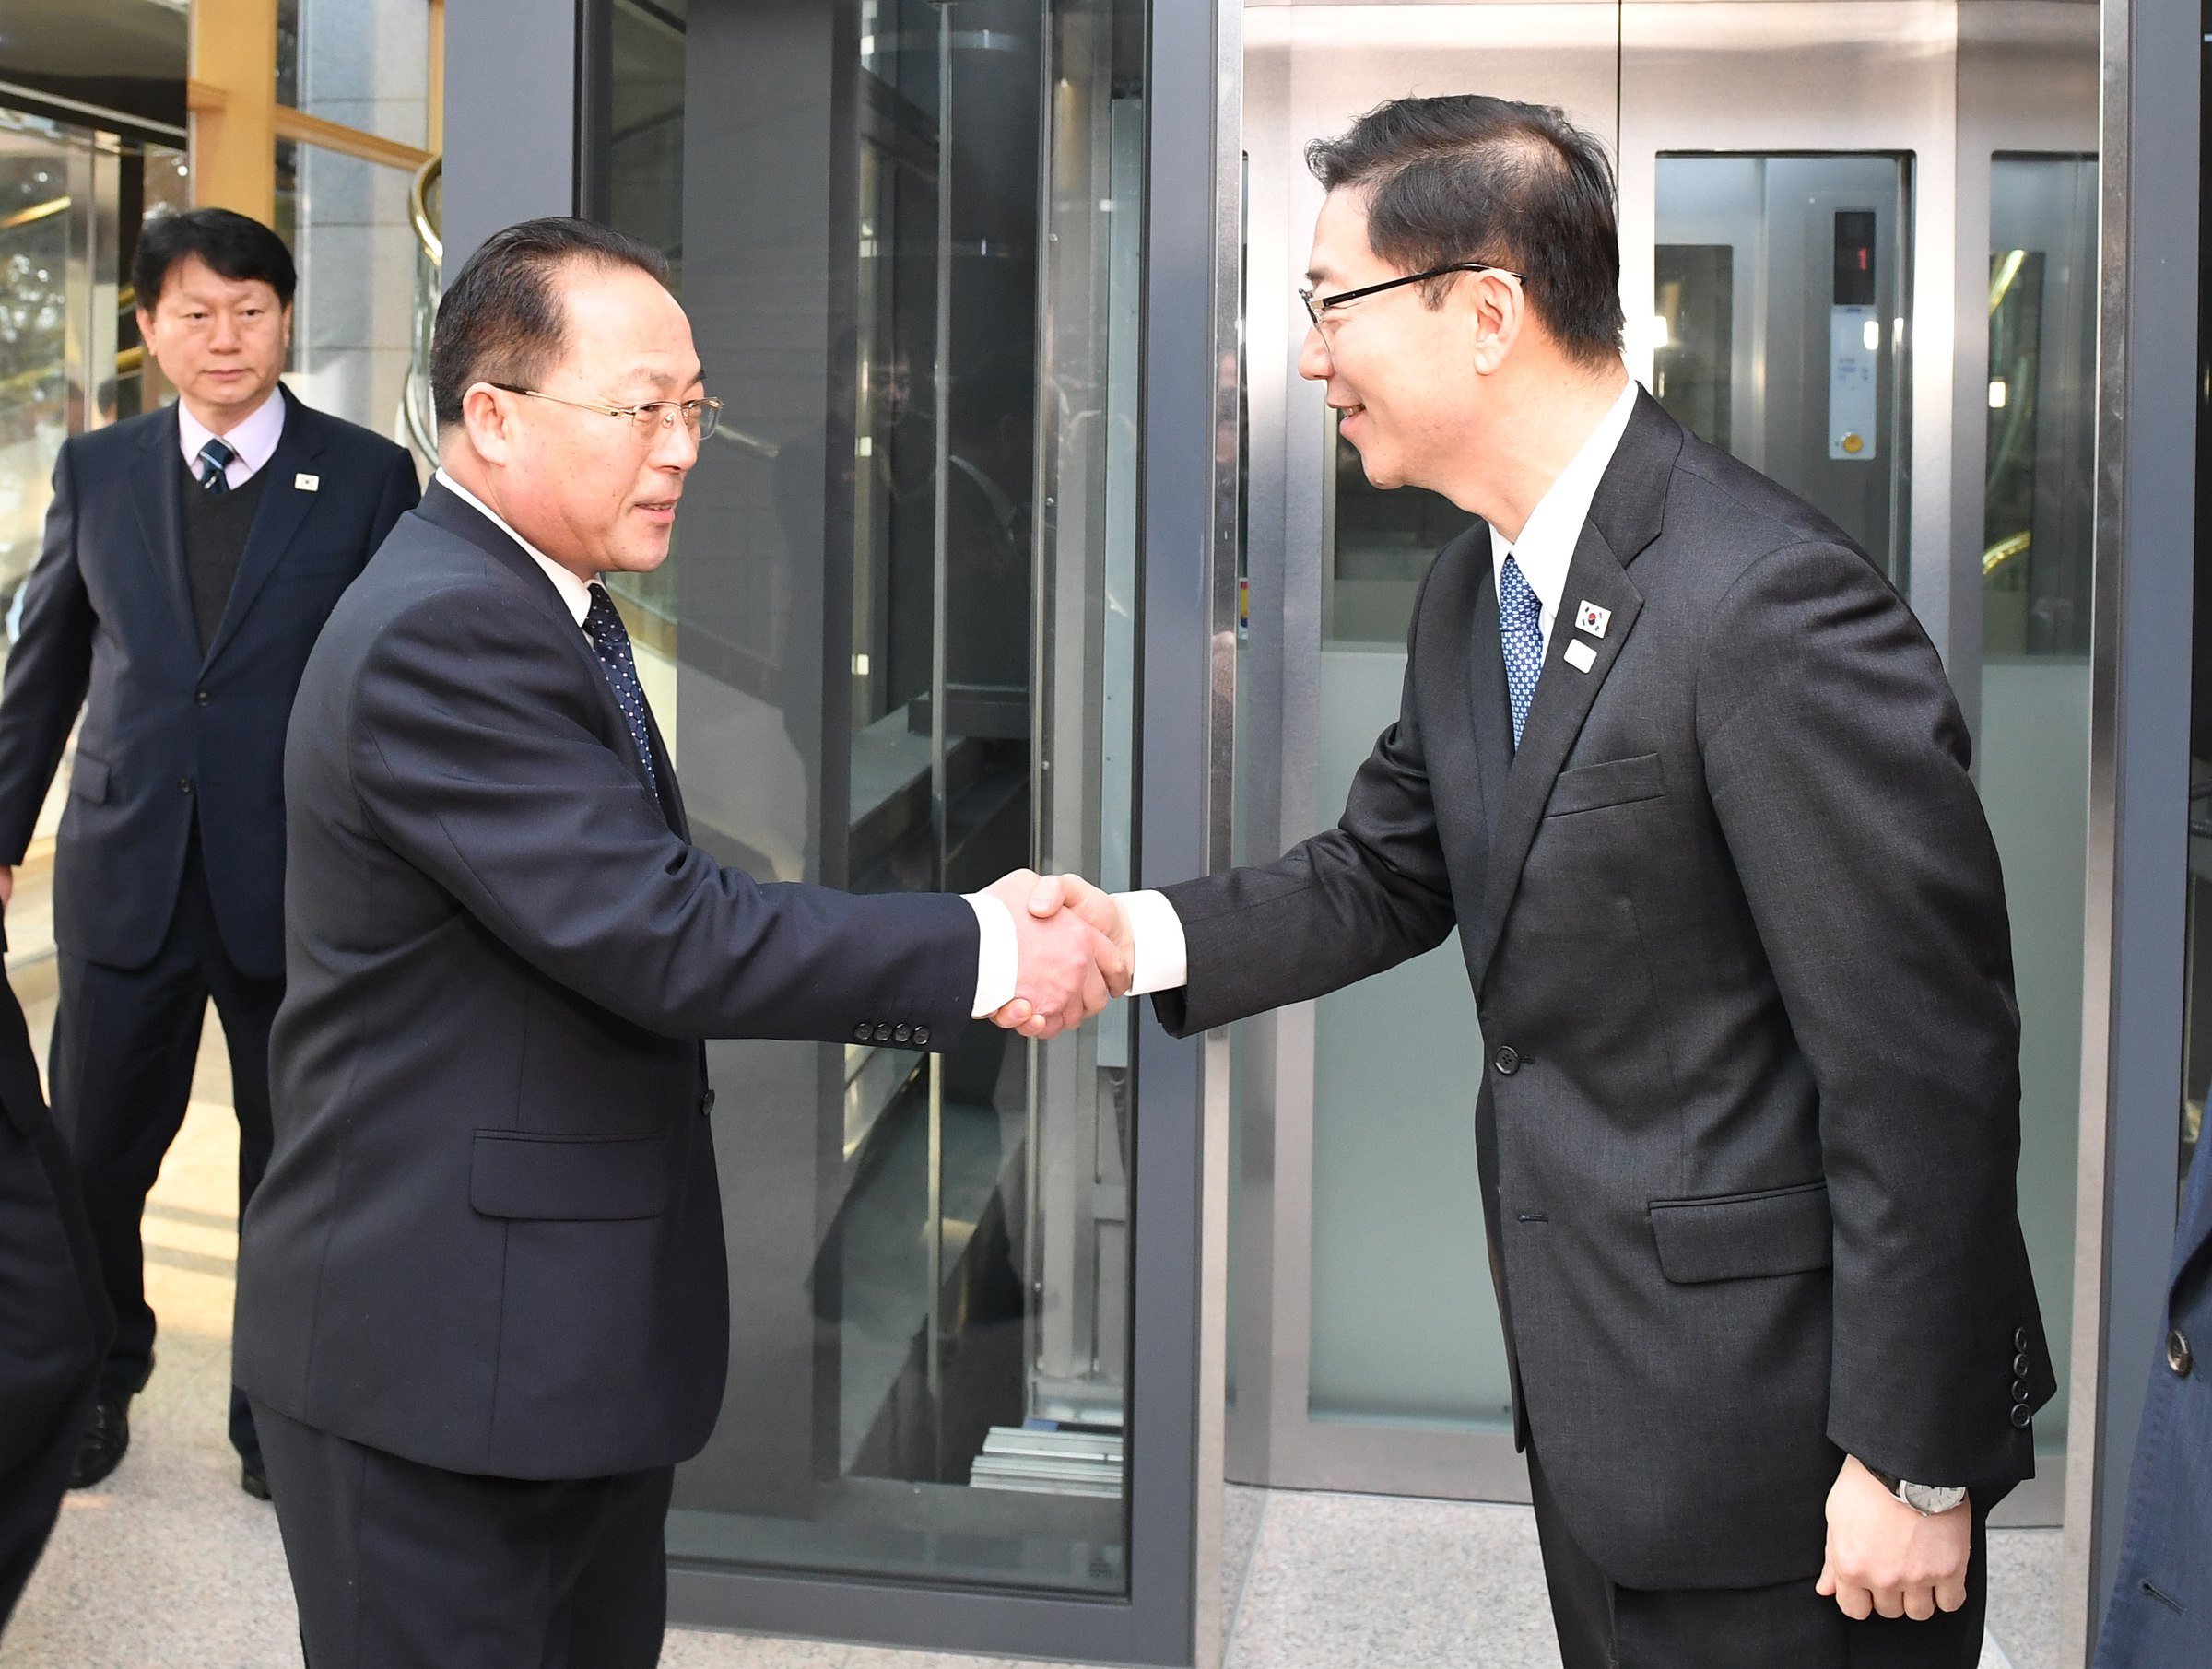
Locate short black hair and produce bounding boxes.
[132,207,297,311]
[430,217,672,428]
[1306,95,1625,366]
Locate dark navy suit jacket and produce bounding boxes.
[236,484,978,1479]
[0,388,419,979]
[2096,1142,2212,1663]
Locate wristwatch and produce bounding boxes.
[1865,1463,1967,1517]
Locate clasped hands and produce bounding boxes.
[981,871,1134,1040]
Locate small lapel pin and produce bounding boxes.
[1563,640,1597,674]
[1575,600,1610,638]
[294,472,321,492]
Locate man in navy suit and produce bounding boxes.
[0,208,419,1498]
[2095,1141,2211,1663]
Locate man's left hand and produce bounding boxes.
[1816,1455,1971,1622]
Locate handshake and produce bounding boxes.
[978,870,1136,1040]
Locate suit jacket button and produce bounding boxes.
[195,690,211,706]
[2014,1326,2030,1352]
[853,1022,873,1042]
[893,1025,912,1044]
[178,777,194,794]
[2010,1378,2030,1401]
[913,1025,930,1048]
[699,1089,717,1116]
[1492,1046,1520,1075]
[2169,1329,2194,1378]
[874,1023,893,1042]
[2009,1403,2032,1429]
[2013,1351,2031,1378]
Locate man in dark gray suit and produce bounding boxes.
[1066,95,2053,1665]
[0,209,419,1496]
[233,217,1121,1669]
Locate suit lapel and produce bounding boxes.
[418,483,681,829]
[204,389,325,668]
[1471,392,1680,981]
[130,408,198,652]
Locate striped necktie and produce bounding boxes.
[195,436,237,494]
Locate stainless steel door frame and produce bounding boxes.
[2062,0,2198,1654]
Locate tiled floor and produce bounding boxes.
[0,992,2067,1669]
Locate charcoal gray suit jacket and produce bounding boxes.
[1153,392,2054,1591]
[235,483,978,1480]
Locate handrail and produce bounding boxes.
[401,155,442,463]
[409,154,443,268]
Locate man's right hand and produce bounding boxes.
[0,864,13,911]
[983,869,1130,1040]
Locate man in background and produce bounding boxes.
[0,208,420,1498]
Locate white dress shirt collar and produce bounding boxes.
[1488,376,1641,651]
[433,467,597,628]
[178,386,288,492]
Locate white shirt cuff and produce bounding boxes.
[1115,889,1188,996]
[966,891,1019,1017]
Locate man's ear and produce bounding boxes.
[1467,272,1526,376]
[460,383,516,465]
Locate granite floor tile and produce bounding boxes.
[1983,1528,2064,1669]
[1220,1481,1265,1639]
[1226,1487,1559,1669]
[662,1630,852,1667]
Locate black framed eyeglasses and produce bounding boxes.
[1299,261,1528,327]
[486,382,724,440]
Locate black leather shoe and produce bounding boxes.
[68,1395,131,1489]
[240,1462,271,1501]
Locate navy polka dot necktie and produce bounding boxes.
[1499,553,1544,751]
[582,582,661,804]
[195,436,236,494]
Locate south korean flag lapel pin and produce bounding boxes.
[1574,599,1611,639]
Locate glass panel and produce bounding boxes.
[1977,154,2098,1459]
[628,0,1146,1595]
[274,138,419,445]
[276,0,430,149]
[1259,0,1625,1440]
[1653,155,1912,587]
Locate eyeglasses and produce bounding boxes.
[486,382,724,441]
[1299,261,1528,327]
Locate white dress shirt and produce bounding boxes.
[178,386,287,491]
[434,469,1019,1018]
[1115,376,1643,998]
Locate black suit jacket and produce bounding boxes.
[0,936,111,1628]
[0,389,419,979]
[1155,394,2053,1591]
[234,483,979,1480]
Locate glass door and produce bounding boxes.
[582,1,1215,1660]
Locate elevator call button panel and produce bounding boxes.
[1829,209,1879,462]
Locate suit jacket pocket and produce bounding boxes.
[1547,751,1665,817]
[68,756,110,805]
[1649,1180,1832,1283]
[469,1130,674,1221]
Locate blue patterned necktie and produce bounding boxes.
[582,582,662,804]
[1499,553,1544,750]
[195,436,236,494]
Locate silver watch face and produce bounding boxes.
[1900,1481,1968,1515]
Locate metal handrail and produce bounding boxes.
[400,154,442,462]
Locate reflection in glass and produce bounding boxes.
[1983,158,2096,658]
[1653,154,1911,585]
[646,0,1146,1595]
